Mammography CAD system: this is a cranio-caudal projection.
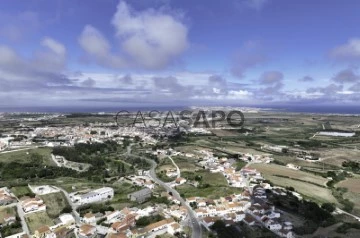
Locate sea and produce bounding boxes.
[0,105,360,115]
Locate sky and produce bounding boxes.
[1,0,360,110]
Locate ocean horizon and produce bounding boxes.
[1,105,360,115]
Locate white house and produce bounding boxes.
[72,187,114,205]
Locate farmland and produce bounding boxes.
[249,163,329,186]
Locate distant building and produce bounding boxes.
[127,188,151,203]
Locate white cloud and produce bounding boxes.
[112,1,188,69]
[79,1,189,70]
[42,37,66,56]
[330,38,360,61]
[78,25,127,68]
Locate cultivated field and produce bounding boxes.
[264,174,338,204]
[249,163,329,186]
[337,178,360,193]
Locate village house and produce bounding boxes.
[83,213,96,224]
[21,197,46,213]
[2,213,16,225]
[130,218,177,238]
[33,226,56,238]
[78,224,97,238]
[175,177,186,185]
[58,213,75,227]
[0,187,17,206]
[106,210,122,223]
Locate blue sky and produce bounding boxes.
[1,0,360,109]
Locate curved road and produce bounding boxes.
[126,145,202,238]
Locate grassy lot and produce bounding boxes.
[40,192,69,218]
[336,177,360,216]
[0,147,54,166]
[249,163,329,186]
[337,178,360,193]
[10,186,33,198]
[176,184,243,199]
[172,156,199,172]
[181,170,228,186]
[109,182,142,209]
[25,212,54,234]
[264,174,338,204]
[33,177,104,193]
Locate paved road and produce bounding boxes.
[126,144,202,238]
[16,203,30,234]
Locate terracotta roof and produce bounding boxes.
[79,224,96,235]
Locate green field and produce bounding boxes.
[25,212,54,234]
[176,184,243,199]
[40,192,69,218]
[11,186,33,198]
[0,147,55,166]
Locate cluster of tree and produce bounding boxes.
[336,222,360,234]
[79,203,114,216]
[326,171,348,187]
[52,141,117,165]
[117,162,126,173]
[297,140,323,148]
[146,153,159,163]
[331,187,354,212]
[342,161,360,172]
[269,192,335,235]
[0,161,79,180]
[0,220,22,237]
[135,214,164,227]
[9,135,28,142]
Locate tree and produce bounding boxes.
[321,203,336,213]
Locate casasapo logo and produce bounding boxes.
[115,110,244,129]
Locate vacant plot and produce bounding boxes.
[25,212,54,234]
[265,174,338,204]
[11,186,32,198]
[172,156,198,172]
[0,147,54,166]
[176,184,243,199]
[249,163,329,186]
[40,192,69,218]
[181,170,228,187]
[336,177,360,216]
[337,178,360,193]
